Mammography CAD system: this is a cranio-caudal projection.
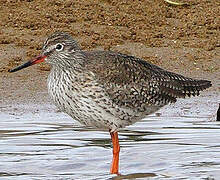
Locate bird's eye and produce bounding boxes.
[55,43,64,51]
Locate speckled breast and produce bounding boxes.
[47,67,161,131]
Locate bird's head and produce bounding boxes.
[9,32,83,73]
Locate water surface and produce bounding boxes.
[0,94,219,179]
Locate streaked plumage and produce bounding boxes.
[43,32,211,131]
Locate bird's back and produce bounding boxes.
[84,50,211,111]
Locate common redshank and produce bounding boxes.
[9,32,212,174]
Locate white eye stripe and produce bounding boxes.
[55,43,64,51]
[43,45,53,54]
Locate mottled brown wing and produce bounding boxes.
[85,51,211,109]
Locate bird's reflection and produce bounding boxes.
[110,172,157,180]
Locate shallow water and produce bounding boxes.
[0,94,219,180]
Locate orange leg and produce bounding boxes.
[110,131,120,174]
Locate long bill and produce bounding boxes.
[8,55,46,73]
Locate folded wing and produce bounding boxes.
[85,51,212,109]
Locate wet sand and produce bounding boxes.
[0,0,219,105]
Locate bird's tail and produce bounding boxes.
[156,72,212,99]
[179,79,211,97]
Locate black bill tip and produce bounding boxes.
[8,61,33,73]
